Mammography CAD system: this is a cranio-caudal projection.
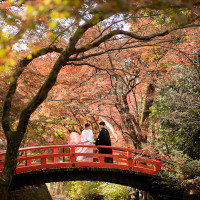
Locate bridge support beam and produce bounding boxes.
[7,167,199,200]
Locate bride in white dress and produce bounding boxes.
[76,123,94,162]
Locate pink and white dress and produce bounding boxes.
[76,129,94,162]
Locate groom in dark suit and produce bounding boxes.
[95,121,113,163]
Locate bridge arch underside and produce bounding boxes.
[9,167,161,192]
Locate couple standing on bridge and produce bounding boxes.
[69,121,113,163]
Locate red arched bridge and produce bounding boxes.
[0,145,165,175]
[0,145,167,191]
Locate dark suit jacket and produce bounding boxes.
[95,128,112,154]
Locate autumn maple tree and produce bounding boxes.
[0,0,200,199]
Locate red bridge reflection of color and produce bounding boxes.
[0,145,165,175]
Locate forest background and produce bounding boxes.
[0,0,200,199]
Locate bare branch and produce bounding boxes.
[74,23,200,55]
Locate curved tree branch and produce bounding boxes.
[74,23,200,54]
[2,45,63,137]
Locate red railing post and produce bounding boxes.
[25,151,31,166]
[41,157,46,165]
[26,159,31,166]
[153,163,161,172]
[0,155,3,171]
[70,146,76,166]
[53,147,59,163]
[99,155,104,163]
[127,150,133,170]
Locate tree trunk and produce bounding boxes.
[47,182,68,196]
[0,132,23,200]
[140,83,155,125]
[0,183,7,200]
[115,102,142,149]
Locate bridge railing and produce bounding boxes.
[0,145,165,175]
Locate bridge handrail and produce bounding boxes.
[0,145,167,159]
[0,145,167,175]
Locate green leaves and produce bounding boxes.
[151,62,200,159]
[66,181,132,200]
